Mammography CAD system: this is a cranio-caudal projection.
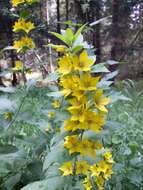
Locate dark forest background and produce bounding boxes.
[0,0,143,85]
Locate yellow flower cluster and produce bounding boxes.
[13,36,35,52]
[12,1,35,54]
[13,18,35,34]
[54,39,114,189]
[64,135,102,157]
[60,152,114,190]
[12,0,35,7]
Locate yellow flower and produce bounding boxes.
[11,0,34,6]
[3,112,13,121]
[94,89,110,113]
[12,60,23,71]
[13,18,35,34]
[73,50,95,72]
[69,107,88,123]
[67,96,87,112]
[84,111,105,132]
[83,176,92,190]
[57,54,73,75]
[48,111,55,118]
[60,75,79,97]
[64,135,81,154]
[53,45,66,53]
[95,176,105,190]
[13,37,35,53]
[12,0,25,7]
[98,160,109,173]
[52,100,61,108]
[103,151,114,164]
[76,160,89,175]
[64,119,82,132]
[72,89,85,100]
[79,73,100,91]
[80,140,96,158]
[97,160,113,180]
[90,164,101,177]
[59,161,73,176]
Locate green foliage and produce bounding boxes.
[103,80,143,190]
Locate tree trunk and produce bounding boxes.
[95,1,101,63]
[0,66,5,86]
[66,0,69,21]
[57,0,61,33]
[111,0,120,61]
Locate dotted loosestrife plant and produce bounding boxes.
[11,0,36,72]
[50,27,114,190]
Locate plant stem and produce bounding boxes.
[7,93,27,130]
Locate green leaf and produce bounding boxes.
[109,91,131,103]
[43,141,69,172]
[47,91,63,98]
[91,63,109,73]
[21,176,72,190]
[97,80,113,89]
[20,10,30,19]
[106,60,119,65]
[103,70,119,80]
[0,145,18,154]
[74,24,87,42]
[72,44,83,53]
[4,173,21,190]
[122,146,132,155]
[65,28,74,45]
[127,170,143,185]
[50,32,69,46]
[0,151,26,177]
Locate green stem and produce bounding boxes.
[7,92,27,130]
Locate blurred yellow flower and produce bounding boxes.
[104,151,114,164]
[76,160,89,175]
[48,111,55,118]
[3,112,13,121]
[64,135,81,154]
[12,0,34,6]
[13,18,35,34]
[91,160,113,180]
[79,73,100,91]
[59,161,73,176]
[83,176,92,190]
[60,75,79,97]
[94,89,110,113]
[67,96,87,112]
[12,0,25,7]
[57,54,73,75]
[96,176,105,190]
[73,50,95,71]
[80,140,96,158]
[13,37,35,53]
[52,100,61,108]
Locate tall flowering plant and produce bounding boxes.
[11,0,36,73]
[49,27,114,190]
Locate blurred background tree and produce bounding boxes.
[0,0,143,86]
